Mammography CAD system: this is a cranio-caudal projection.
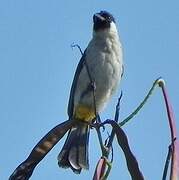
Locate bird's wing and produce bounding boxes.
[67,50,86,118]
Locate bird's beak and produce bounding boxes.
[93,13,106,22]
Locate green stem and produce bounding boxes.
[119,77,162,127]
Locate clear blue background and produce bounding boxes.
[0,1,179,179]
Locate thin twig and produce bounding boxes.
[162,143,173,180]
[71,43,83,55]
[72,43,105,155]
[107,92,123,150]
[80,47,105,154]
[84,59,106,155]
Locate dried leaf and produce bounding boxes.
[9,120,74,180]
[101,120,144,180]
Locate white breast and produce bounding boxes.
[74,23,123,113]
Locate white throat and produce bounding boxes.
[93,22,119,40]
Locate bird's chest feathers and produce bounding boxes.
[86,38,120,84]
[73,36,122,115]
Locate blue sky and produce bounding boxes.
[0,0,179,179]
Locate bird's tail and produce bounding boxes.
[58,120,90,174]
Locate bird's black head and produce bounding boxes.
[93,11,115,31]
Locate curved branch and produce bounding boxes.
[120,77,161,127]
[158,79,179,180]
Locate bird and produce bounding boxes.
[58,10,123,174]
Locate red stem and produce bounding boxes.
[161,85,177,180]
